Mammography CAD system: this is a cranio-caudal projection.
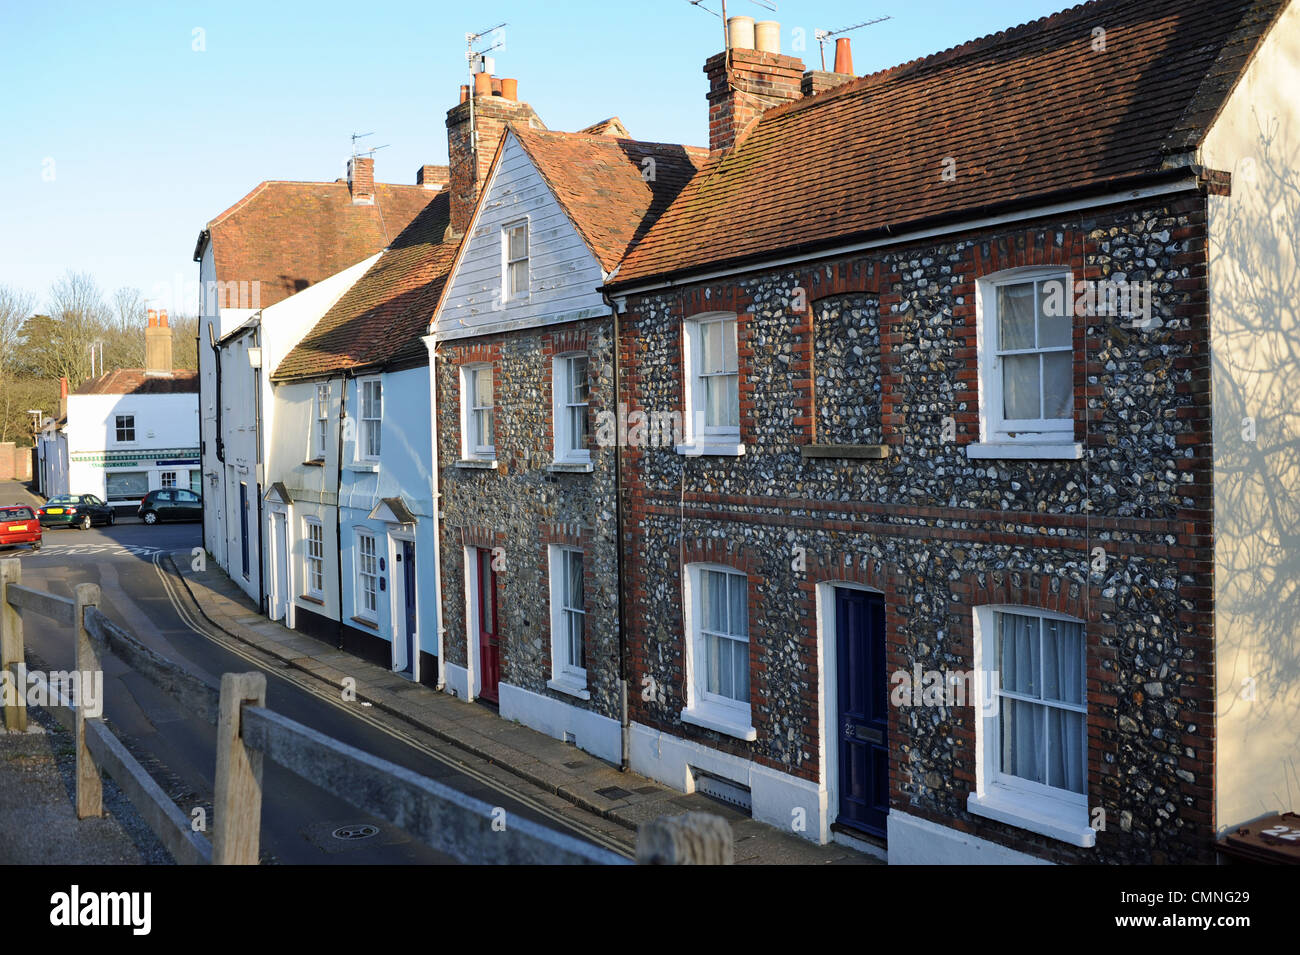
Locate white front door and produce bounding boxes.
[270,513,289,621]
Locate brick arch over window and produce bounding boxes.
[680,536,759,576]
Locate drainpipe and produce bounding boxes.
[334,373,347,651]
[422,335,447,693]
[602,288,630,772]
[253,329,266,616]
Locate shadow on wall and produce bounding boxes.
[1211,110,1300,820]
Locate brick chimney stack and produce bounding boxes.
[706,18,804,154]
[145,307,173,377]
[348,156,375,205]
[446,75,545,235]
[417,164,449,190]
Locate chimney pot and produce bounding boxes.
[834,37,854,75]
[147,307,158,328]
[726,15,755,50]
[159,309,169,328]
[500,77,518,100]
[459,84,469,104]
[754,20,780,54]
[473,72,493,97]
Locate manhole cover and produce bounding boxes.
[332,824,380,841]
[596,786,633,801]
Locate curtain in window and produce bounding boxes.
[999,613,1044,784]
[1045,619,1085,793]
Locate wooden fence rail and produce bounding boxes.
[0,557,728,865]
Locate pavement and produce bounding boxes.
[175,554,877,865]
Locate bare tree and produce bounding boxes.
[0,284,37,442]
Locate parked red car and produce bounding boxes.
[0,504,43,551]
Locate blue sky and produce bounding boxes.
[0,0,1070,313]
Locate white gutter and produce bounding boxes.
[607,177,1202,301]
[421,333,447,692]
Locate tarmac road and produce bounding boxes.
[4,511,616,864]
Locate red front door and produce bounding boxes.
[477,548,500,703]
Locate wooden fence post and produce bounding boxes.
[213,671,266,865]
[636,812,734,865]
[74,582,102,818]
[0,559,26,732]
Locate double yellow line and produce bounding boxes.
[150,553,633,859]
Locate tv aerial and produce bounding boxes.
[350,132,389,158]
[815,16,892,71]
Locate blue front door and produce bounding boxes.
[402,540,416,675]
[836,587,889,837]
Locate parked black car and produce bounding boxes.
[138,488,202,524]
[37,494,115,530]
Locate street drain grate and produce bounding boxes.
[596,786,633,801]
[332,824,380,841]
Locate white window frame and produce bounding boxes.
[680,562,755,740]
[502,219,529,301]
[315,384,330,460]
[159,471,177,488]
[358,377,382,461]
[355,529,379,621]
[113,413,136,444]
[304,518,325,599]
[551,353,591,464]
[969,604,1095,847]
[970,267,1083,460]
[547,545,589,698]
[460,364,496,460]
[678,313,744,457]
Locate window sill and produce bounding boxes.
[676,442,746,458]
[681,705,757,741]
[347,462,380,472]
[800,443,890,460]
[547,677,591,700]
[299,593,325,606]
[454,458,498,470]
[547,460,594,473]
[967,786,1096,847]
[303,458,325,468]
[966,442,1083,461]
[349,615,380,631]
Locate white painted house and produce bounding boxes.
[212,255,378,607]
[61,312,199,507]
[195,158,444,592]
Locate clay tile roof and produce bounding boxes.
[196,179,440,310]
[578,116,632,138]
[72,369,199,396]
[510,127,708,273]
[610,0,1286,288]
[272,192,456,381]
